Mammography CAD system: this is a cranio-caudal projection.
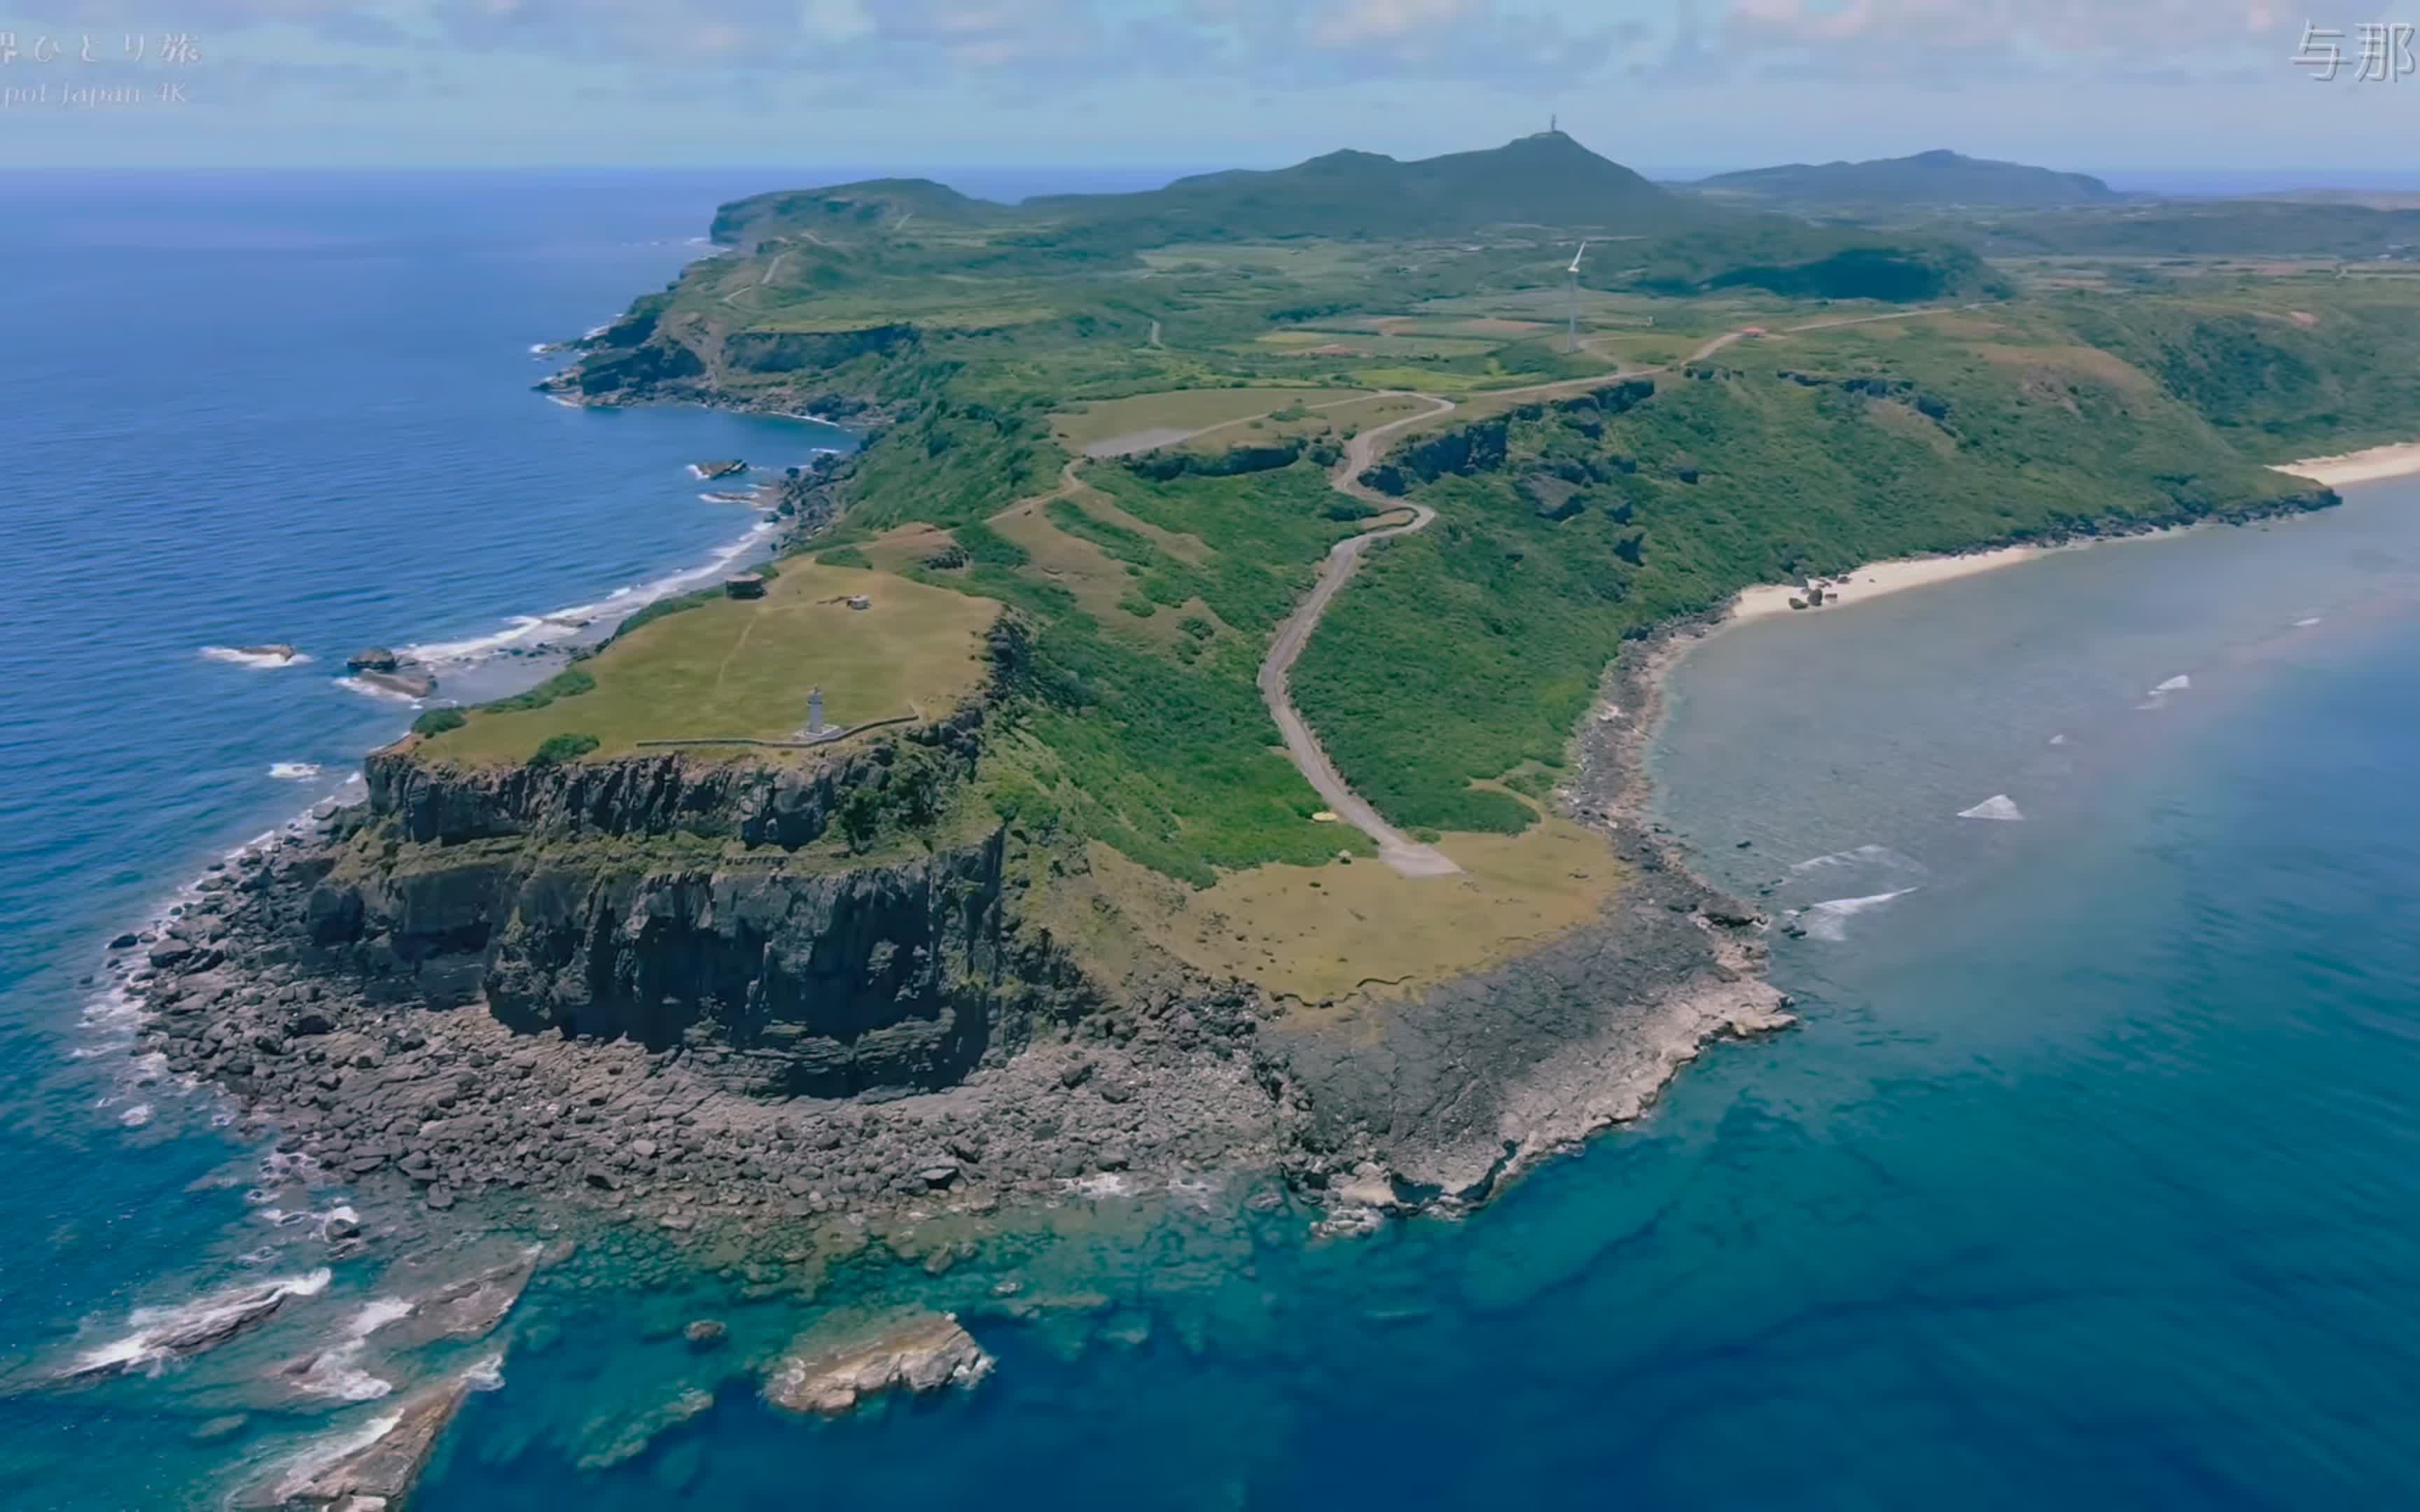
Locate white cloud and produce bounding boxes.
[1721,0,2299,63]
[1305,0,1476,46]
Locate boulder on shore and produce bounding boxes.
[762,1312,993,1416]
[347,648,401,673]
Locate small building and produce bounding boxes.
[805,687,826,736]
[724,573,767,600]
[846,594,871,611]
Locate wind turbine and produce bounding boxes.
[1565,239,1590,354]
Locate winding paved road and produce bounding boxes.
[1258,394,1465,877]
[1249,305,1977,878]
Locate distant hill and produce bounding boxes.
[711,178,1004,248]
[1022,131,1715,241]
[714,132,1720,249]
[1690,150,2125,209]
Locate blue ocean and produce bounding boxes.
[6,174,2420,1508]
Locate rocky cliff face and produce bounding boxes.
[477,834,1013,1097]
[309,692,1087,1100]
[302,819,1042,1100]
[365,705,986,848]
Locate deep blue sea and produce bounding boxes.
[6,174,2420,1508]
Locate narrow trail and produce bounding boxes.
[1259,395,1464,878]
[1250,303,1971,877]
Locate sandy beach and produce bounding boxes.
[1727,545,2054,625]
[2272,441,2420,489]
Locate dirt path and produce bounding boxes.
[1207,304,1981,879]
[721,249,791,308]
[1084,390,1397,460]
[1258,396,1465,878]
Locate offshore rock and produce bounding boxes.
[241,1375,471,1510]
[763,1312,993,1416]
[56,1270,331,1383]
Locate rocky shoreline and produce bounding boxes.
[109,636,1781,1264]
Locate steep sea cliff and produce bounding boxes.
[14,172,2420,1508]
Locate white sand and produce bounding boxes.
[1727,545,2052,624]
[2272,441,2420,489]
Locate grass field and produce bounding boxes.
[418,564,999,766]
[1051,386,1368,455]
[1087,817,1624,1002]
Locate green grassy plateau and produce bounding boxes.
[482,132,2420,994]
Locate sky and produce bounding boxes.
[3,0,2419,182]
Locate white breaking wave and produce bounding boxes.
[285,1296,417,1401]
[200,645,311,670]
[258,1203,359,1243]
[1791,843,1928,876]
[2048,734,2069,746]
[267,762,322,781]
[333,676,421,706]
[262,1408,407,1505]
[1959,794,2026,822]
[2296,617,2323,628]
[464,1352,507,1392]
[1799,888,1919,942]
[2152,675,2191,694]
[73,1269,332,1377]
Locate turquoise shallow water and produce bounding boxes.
[395,486,2420,1511]
[6,175,2420,1508]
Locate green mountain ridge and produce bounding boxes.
[1691,148,2125,209]
[714,131,1726,251]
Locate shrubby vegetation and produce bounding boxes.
[483,666,594,714]
[530,732,600,766]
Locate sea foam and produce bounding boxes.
[73,1269,332,1376]
[1799,888,1919,942]
[1959,794,2026,822]
[200,645,311,670]
[1791,844,1928,876]
[333,676,421,705]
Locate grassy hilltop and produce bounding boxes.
[466,132,2420,1002]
